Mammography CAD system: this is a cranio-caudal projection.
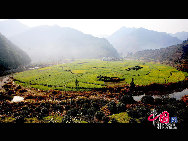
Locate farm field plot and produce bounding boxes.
[13,59,188,91]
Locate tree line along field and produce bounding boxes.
[13,59,188,91]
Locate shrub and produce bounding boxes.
[41,107,49,116]
[15,115,25,124]
[110,112,131,123]
[120,95,135,104]
[172,100,186,109]
[154,98,163,105]
[53,104,63,112]
[79,108,87,116]
[127,108,141,119]
[110,118,118,123]
[141,95,154,104]
[102,116,110,123]
[129,118,137,123]
[87,107,96,117]
[64,105,70,111]
[91,102,100,111]
[107,101,117,114]
[116,102,126,113]
[94,111,105,121]
[67,108,78,117]
[162,98,177,104]
[62,115,73,123]
[82,103,90,109]
[0,92,13,101]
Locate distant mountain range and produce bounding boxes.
[127,40,188,72]
[107,27,183,56]
[170,32,188,41]
[1,20,188,65]
[0,20,120,63]
[0,32,31,75]
[0,19,29,37]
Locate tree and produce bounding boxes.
[130,78,135,90]
[75,79,79,88]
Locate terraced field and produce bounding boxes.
[13,59,188,91]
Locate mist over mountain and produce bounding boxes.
[170,31,188,41]
[0,32,31,75]
[0,19,29,37]
[9,25,120,63]
[107,27,182,56]
[0,20,186,64]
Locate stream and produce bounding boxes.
[133,88,188,101]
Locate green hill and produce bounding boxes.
[0,32,31,75]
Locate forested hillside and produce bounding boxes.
[0,33,31,75]
[127,40,188,72]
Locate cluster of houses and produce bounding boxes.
[102,57,123,61]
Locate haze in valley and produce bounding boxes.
[0,19,188,64]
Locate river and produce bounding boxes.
[133,88,188,101]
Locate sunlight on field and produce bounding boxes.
[13,59,188,91]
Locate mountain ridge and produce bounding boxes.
[8,25,120,63]
[170,31,188,41]
[0,19,29,38]
[107,27,182,56]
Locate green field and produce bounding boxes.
[13,59,188,91]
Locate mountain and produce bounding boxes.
[126,40,188,72]
[10,25,120,63]
[107,27,182,56]
[0,32,31,75]
[170,31,188,41]
[0,19,29,37]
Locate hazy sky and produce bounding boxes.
[1,19,188,37]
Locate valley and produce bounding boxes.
[1,19,188,126]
